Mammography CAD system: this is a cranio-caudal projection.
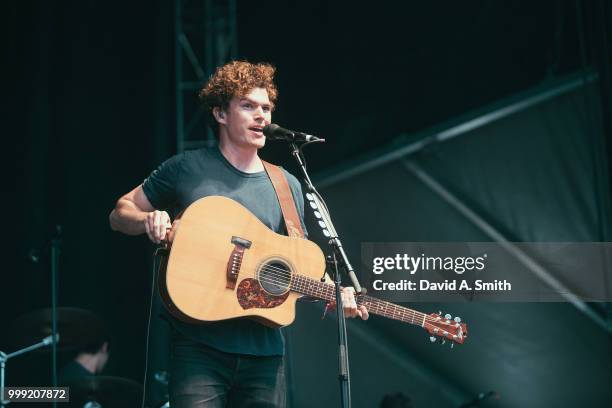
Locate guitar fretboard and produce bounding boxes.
[290,275,428,327]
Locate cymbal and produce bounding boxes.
[66,376,142,408]
[6,307,107,351]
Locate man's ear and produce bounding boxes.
[212,107,227,124]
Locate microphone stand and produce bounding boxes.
[287,141,364,408]
[28,225,61,408]
[50,226,61,408]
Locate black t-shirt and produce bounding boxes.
[142,146,306,356]
[59,360,94,384]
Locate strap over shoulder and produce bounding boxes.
[262,160,305,239]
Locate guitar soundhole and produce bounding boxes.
[258,258,292,296]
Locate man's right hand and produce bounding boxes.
[110,185,173,241]
[144,210,172,244]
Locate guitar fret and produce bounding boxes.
[291,275,334,302]
[290,275,429,327]
[356,295,424,326]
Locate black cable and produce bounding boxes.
[297,139,321,171]
[141,247,165,408]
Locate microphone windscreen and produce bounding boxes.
[263,124,280,138]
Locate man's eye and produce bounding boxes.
[263,107,271,112]
[242,103,253,109]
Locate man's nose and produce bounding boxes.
[253,107,267,122]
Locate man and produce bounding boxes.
[59,338,110,383]
[109,61,367,407]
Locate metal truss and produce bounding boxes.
[175,0,237,152]
[314,71,598,189]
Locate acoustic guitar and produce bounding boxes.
[158,196,468,345]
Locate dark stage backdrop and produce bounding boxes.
[291,77,611,407]
[3,1,611,407]
[3,0,176,393]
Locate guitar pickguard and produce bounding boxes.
[237,278,289,310]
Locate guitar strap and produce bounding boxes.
[262,160,305,239]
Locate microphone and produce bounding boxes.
[263,124,324,142]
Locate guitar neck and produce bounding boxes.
[291,275,428,327]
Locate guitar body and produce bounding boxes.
[159,196,326,328]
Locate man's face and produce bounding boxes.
[218,87,272,149]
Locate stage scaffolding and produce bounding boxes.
[175,0,237,152]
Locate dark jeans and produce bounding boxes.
[169,334,286,408]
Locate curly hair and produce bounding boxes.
[199,61,278,133]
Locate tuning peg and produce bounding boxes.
[429,336,437,343]
[444,313,452,320]
[454,316,461,323]
[438,310,442,315]
[451,343,454,349]
[441,339,446,345]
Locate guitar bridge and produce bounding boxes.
[226,236,252,289]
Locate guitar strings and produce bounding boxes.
[253,268,457,336]
[255,263,292,275]
[255,266,422,318]
[249,265,438,326]
[253,265,423,316]
[244,263,461,336]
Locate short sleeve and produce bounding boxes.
[142,154,183,210]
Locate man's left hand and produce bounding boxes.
[325,287,369,320]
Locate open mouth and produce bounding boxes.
[249,127,264,135]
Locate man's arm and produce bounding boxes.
[109,185,171,243]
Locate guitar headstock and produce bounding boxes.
[423,311,468,347]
